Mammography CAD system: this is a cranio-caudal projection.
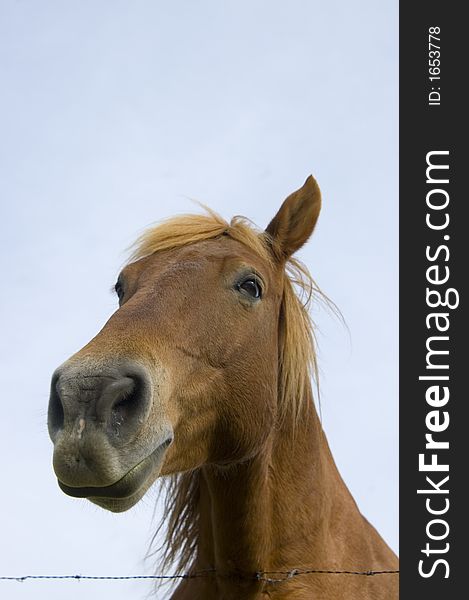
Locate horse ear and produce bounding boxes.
[265,175,321,260]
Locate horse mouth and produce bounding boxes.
[57,437,172,503]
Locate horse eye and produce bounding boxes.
[237,278,262,299]
[114,281,124,302]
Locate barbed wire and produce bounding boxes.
[255,568,399,584]
[0,567,399,584]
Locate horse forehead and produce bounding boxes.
[173,237,267,264]
[134,238,273,279]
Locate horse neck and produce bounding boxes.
[196,387,385,596]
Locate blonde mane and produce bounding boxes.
[129,209,322,577]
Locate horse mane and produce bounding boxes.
[128,208,324,577]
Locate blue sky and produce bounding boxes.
[0,2,397,598]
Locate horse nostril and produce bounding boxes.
[106,372,151,441]
[111,382,139,429]
[48,372,65,440]
[47,363,152,444]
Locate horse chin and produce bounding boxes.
[88,485,150,513]
[57,436,172,512]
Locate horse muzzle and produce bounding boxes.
[47,358,173,511]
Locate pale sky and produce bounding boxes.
[0,1,398,599]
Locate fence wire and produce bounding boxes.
[1,567,399,584]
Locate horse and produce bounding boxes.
[48,176,398,599]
